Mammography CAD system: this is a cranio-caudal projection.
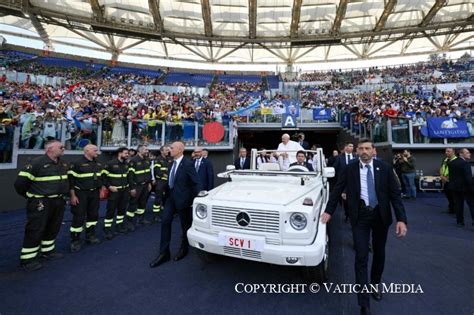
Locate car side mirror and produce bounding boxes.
[322,167,335,178]
[226,165,236,171]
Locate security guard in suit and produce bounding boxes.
[127,144,152,230]
[151,146,171,222]
[14,140,69,271]
[68,144,104,252]
[103,147,130,240]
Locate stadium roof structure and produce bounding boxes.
[0,0,473,67]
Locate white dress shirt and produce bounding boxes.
[360,159,374,207]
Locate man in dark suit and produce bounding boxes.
[448,148,473,227]
[459,148,474,229]
[333,142,357,222]
[297,133,310,150]
[321,139,407,315]
[333,142,356,172]
[150,141,201,268]
[234,147,251,170]
[289,150,314,171]
[193,147,214,191]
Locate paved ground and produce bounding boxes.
[0,192,473,315]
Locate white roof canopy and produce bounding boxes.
[0,0,472,68]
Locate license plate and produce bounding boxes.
[218,233,264,251]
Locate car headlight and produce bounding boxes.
[290,212,307,231]
[195,203,208,219]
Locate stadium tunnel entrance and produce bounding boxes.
[236,129,340,156]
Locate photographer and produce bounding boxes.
[398,149,417,200]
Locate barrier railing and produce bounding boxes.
[345,113,474,147]
[2,119,233,155]
[239,108,339,124]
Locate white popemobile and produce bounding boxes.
[187,148,335,282]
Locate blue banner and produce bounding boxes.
[427,118,470,138]
[312,108,332,120]
[341,112,350,128]
[284,100,300,117]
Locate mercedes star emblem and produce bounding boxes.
[236,212,251,227]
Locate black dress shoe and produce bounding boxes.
[173,248,188,261]
[20,260,43,271]
[371,290,383,301]
[360,306,371,315]
[149,253,170,268]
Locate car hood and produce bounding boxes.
[210,176,316,206]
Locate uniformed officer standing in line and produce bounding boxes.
[102,147,130,240]
[151,146,171,222]
[127,144,152,230]
[68,144,104,252]
[14,140,69,271]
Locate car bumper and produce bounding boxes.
[187,227,326,267]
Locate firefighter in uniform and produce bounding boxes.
[102,147,130,240]
[151,146,172,222]
[127,144,152,230]
[68,144,104,252]
[14,140,69,271]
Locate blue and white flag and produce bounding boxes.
[312,107,332,120]
[427,118,470,138]
[228,98,261,116]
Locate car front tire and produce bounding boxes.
[302,238,329,283]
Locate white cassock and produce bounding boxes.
[276,140,304,164]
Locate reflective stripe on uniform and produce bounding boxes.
[86,221,97,228]
[20,247,40,260]
[18,171,35,180]
[26,192,61,198]
[152,205,160,213]
[19,172,68,182]
[129,168,150,175]
[116,218,124,224]
[136,209,145,215]
[106,173,128,178]
[41,244,55,253]
[41,240,54,246]
[68,170,102,178]
[104,218,114,228]
[41,240,55,252]
[116,215,124,220]
[70,226,83,233]
[126,211,135,218]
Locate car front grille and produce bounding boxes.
[211,206,280,234]
[223,246,262,260]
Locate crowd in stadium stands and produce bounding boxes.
[0,51,473,162]
[301,87,473,142]
[0,73,243,152]
[287,59,473,90]
[214,81,263,93]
